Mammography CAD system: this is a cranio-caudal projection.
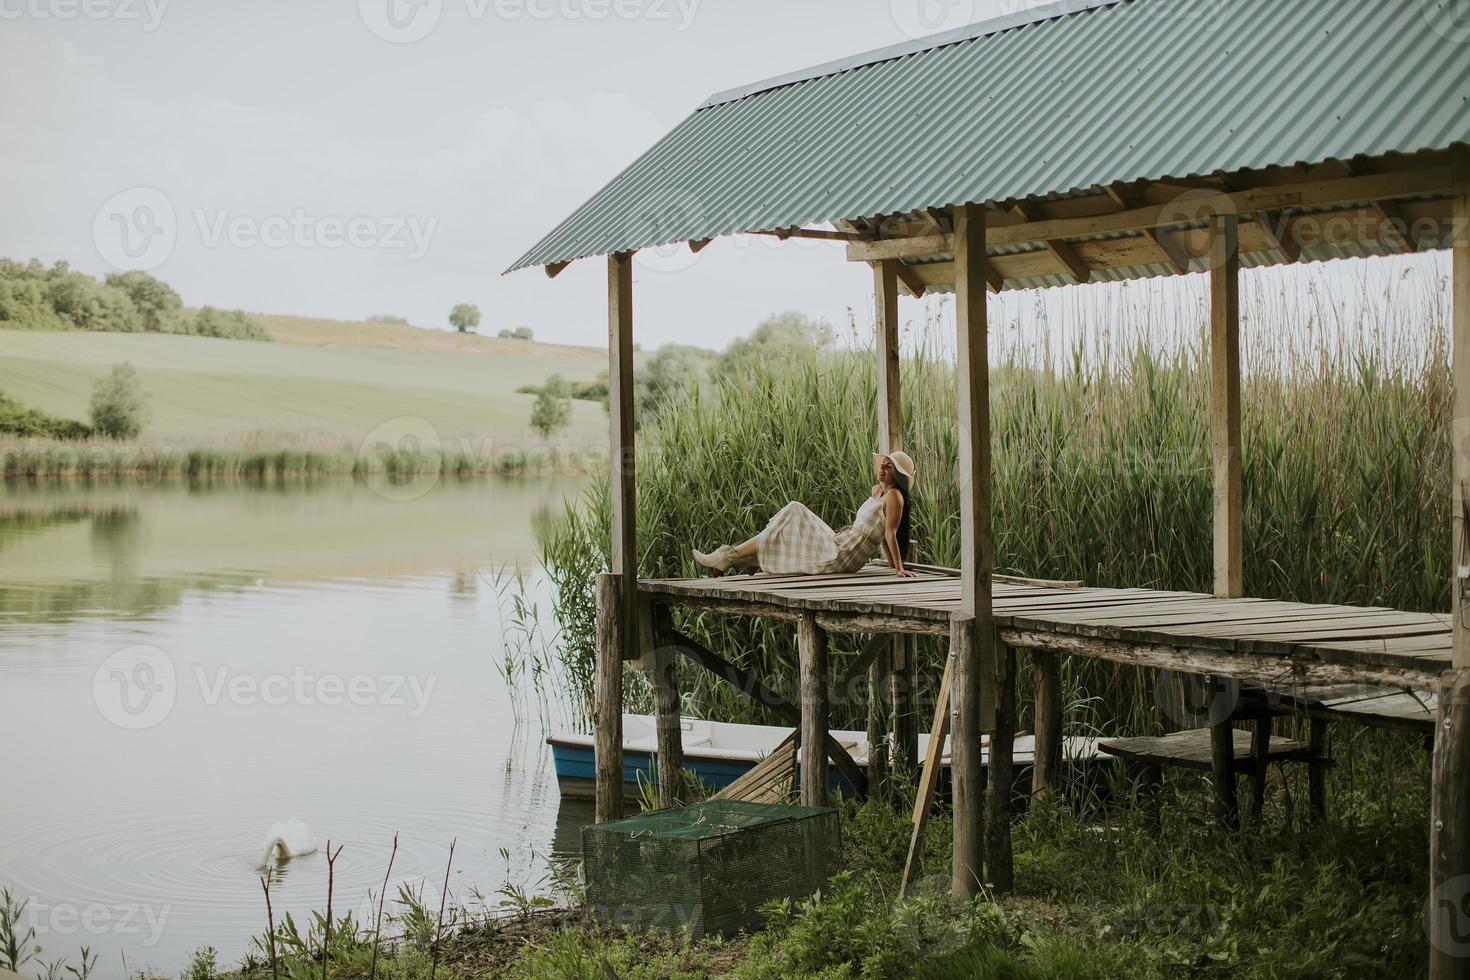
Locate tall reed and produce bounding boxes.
[539,261,1451,734]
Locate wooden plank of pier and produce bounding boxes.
[640,574,1453,688]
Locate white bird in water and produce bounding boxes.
[257,817,318,868]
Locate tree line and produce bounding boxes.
[0,259,269,341]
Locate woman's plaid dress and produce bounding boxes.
[755,494,888,575]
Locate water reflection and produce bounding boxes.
[0,476,592,973]
[0,476,582,622]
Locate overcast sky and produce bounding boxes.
[0,0,1060,350]
[2,0,1453,357]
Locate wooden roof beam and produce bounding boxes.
[1336,159,1418,252]
[1103,183,1190,273]
[845,166,1452,262]
[767,226,873,243]
[545,261,571,279]
[833,217,925,297]
[894,261,927,299]
[1012,202,1092,283]
[1147,228,1194,273]
[1371,200,1418,252]
[1255,210,1301,262]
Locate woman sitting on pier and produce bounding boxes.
[693,451,918,578]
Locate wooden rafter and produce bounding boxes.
[1372,199,1418,252]
[838,218,926,298]
[545,261,570,279]
[1012,202,1092,283]
[767,226,872,243]
[1105,182,1190,273]
[894,262,928,299]
[1255,210,1302,262]
[921,207,951,235]
[1334,158,1418,253]
[845,167,1451,265]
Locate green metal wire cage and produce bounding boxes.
[582,799,840,937]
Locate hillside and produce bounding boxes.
[0,327,609,445]
[257,314,602,359]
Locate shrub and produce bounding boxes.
[0,391,92,439]
[531,374,573,437]
[188,306,270,341]
[89,362,148,439]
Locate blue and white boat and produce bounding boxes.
[547,713,1101,799]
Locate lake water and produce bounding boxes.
[0,477,594,975]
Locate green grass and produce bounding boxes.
[22,744,1423,978]
[0,328,609,445]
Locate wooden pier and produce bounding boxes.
[511,3,1470,969]
[624,563,1453,871]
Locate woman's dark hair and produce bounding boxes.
[890,469,913,561]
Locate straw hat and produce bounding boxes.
[873,450,917,488]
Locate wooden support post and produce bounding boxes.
[875,258,903,453]
[1430,147,1470,978]
[1208,215,1243,830]
[870,258,904,800]
[1031,650,1063,798]
[647,601,683,808]
[952,201,995,900]
[608,252,640,662]
[666,627,868,795]
[1248,716,1271,824]
[798,615,831,807]
[1431,671,1470,977]
[1136,762,1164,829]
[983,645,1017,893]
[867,652,891,798]
[899,650,954,899]
[594,251,639,824]
[1210,716,1239,830]
[1308,718,1329,822]
[1455,144,1470,676]
[892,635,920,776]
[951,615,985,895]
[593,573,624,823]
[1210,213,1243,600]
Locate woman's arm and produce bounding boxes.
[883,490,915,578]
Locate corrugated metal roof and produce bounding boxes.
[508,0,1470,274]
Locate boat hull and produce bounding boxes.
[547,714,1102,800]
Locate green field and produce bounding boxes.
[0,327,609,447]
